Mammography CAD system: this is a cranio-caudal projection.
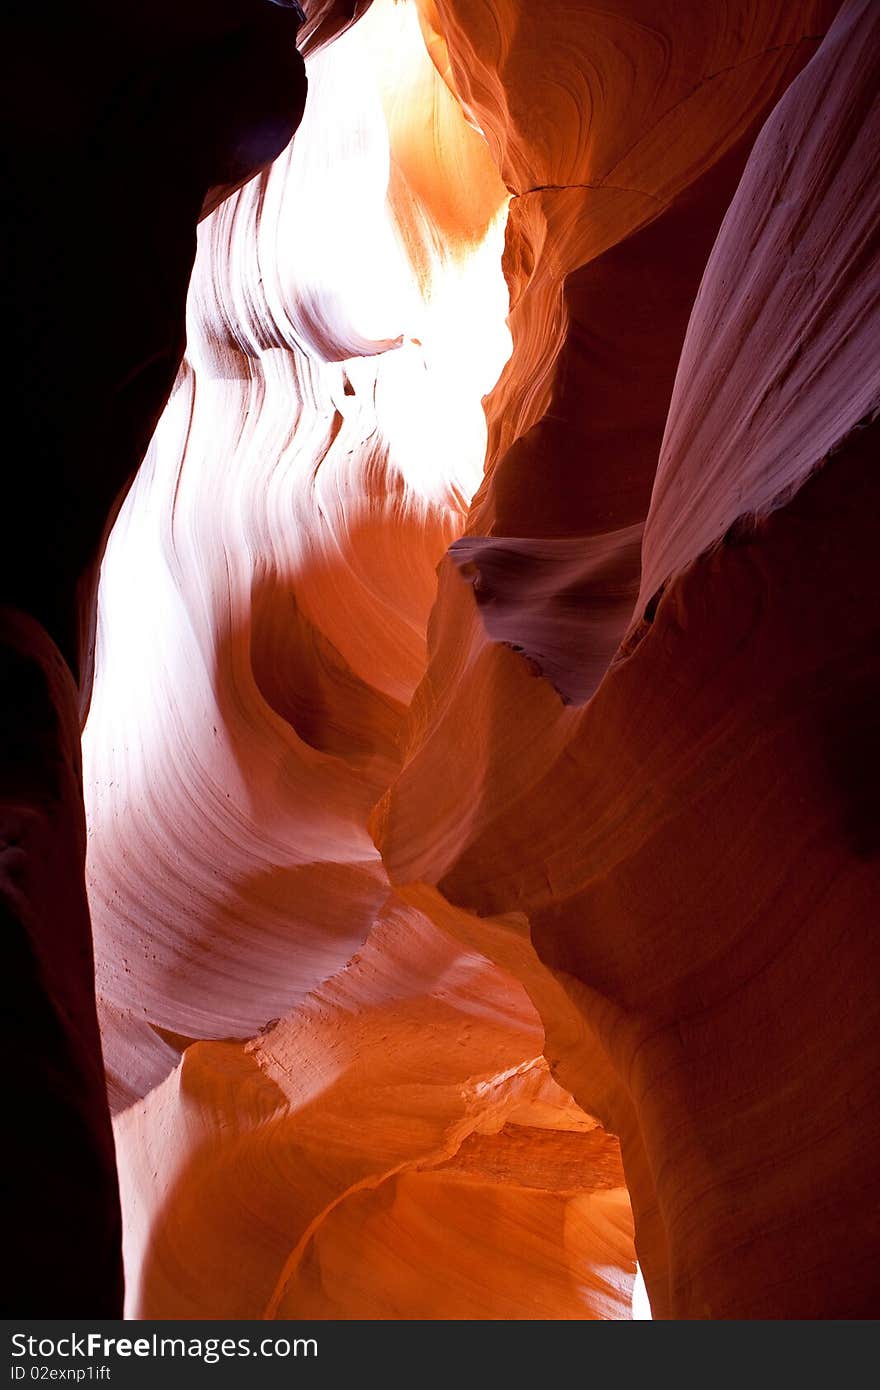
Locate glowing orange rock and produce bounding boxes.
[80,0,879,1321]
[92,0,635,1318]
[379,0,880,1318]
[116,903,633,1318]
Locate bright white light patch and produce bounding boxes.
[632,1263,653,1319]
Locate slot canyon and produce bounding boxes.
[2,0,878,1320]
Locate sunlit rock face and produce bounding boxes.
[88,0,633,1319]
[4,0,310,1317]
[378,0,880,1319]
[85,0,879,1319]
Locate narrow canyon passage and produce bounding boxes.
[4,0,878,1321]
[87,0,636,1319]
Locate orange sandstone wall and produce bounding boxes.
[76,0,879,1320]
[90,0,634,1320]
[378,0,880,1317]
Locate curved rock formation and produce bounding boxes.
[116,902,633,1319]
[378,0,880,1318]
[89,0,634,1318]
[4,0,877,1320]
[2,0,308,1315]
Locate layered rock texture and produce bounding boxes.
[4,0,878,1319]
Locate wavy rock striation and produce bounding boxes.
[66,0,880,1319]
[3,0,309,1315]
[378,0,880,1318]
[89,0,635,1319]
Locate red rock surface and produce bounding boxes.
[379,0,880,1317]
[2,0,308,1314]
[3,0,878,1318]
